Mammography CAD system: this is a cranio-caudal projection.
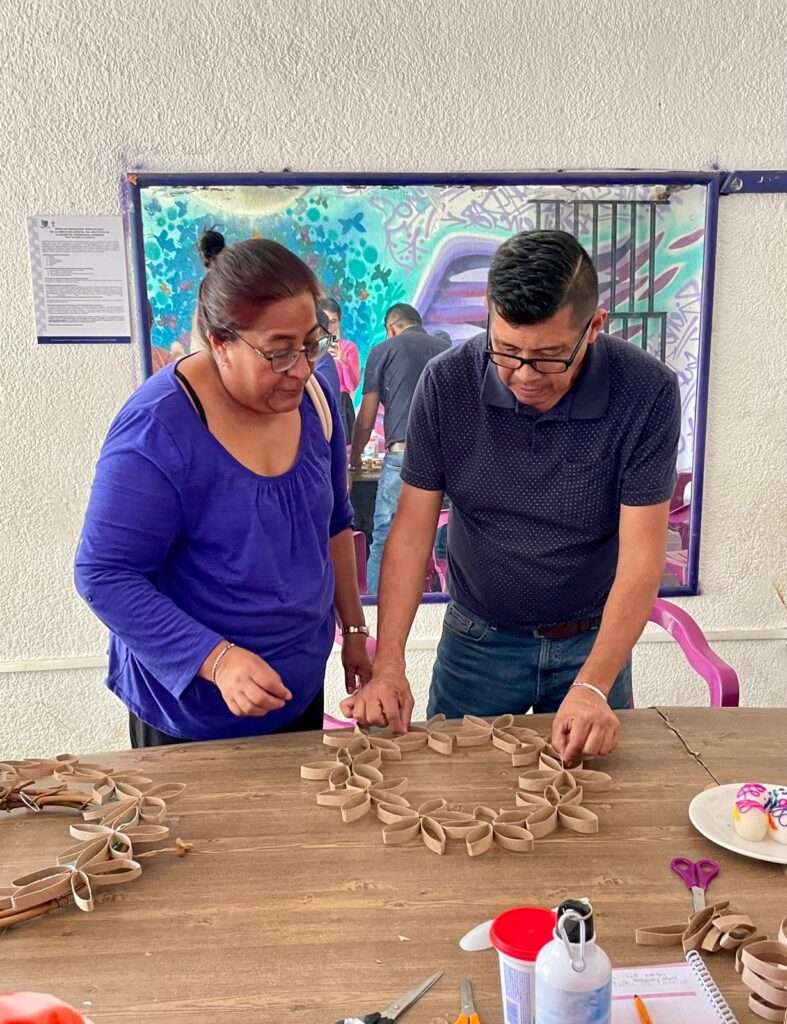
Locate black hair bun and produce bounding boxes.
[197,227,226,268]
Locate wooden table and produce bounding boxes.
[2,708,785,1023]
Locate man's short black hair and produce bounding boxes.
[384,302,422,329]
[487,230,598,327]
[319,296,342,320]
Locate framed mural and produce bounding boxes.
[128,171,720,600]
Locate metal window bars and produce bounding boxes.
[531,198,669,362]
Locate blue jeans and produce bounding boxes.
[367,451,404,593]
[427,601,632,717]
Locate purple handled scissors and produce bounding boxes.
[671,857,720,911]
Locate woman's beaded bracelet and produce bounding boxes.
[211,642,236,684]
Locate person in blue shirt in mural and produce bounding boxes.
[75,230,371,747]
[345,230,681,765]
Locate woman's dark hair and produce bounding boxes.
[487,230,598,328]
[194,229,321,345]
[318,296,342,321]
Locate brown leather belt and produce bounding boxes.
[532,616,602,640]
[386,442,406,453]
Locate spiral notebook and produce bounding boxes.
[611,951,738,1023]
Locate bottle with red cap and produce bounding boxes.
[489,905,557,1024]
[534,899,612,1024]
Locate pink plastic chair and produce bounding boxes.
[664,548,689,586]
[648,598,739,706]
[669,471,692,548]
[323,712,355,729]
[668,504,691,549]
[670,471,692,511]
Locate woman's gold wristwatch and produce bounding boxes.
[341,625,369,637]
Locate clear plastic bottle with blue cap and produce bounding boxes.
[534,899,612,1024]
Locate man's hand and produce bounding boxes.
[551,686,619,766]
[341,633,373,694]
[349,451,363,472]
[340,663,414,736]
[213,646,292,717]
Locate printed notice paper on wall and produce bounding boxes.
[27,216,131,344]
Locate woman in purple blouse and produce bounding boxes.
[75,231,371,747]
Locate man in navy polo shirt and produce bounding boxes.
[345,230,681,764]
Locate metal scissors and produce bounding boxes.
[670,856,720,911]
[335,970,443,1024]
[453,979,481,1024]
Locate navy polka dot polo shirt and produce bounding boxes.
[402,333,681,630]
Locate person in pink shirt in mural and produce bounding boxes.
[319,297,360,441]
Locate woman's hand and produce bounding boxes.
[213,646,292,717]
[341,633,373,694]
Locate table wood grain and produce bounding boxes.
[1,708,785,1023]
[655,706,787,786]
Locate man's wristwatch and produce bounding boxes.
[571,680,609,702]
[341,625,369,637]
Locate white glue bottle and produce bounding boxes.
[534,899,612,1024]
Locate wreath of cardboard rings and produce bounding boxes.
[0,756,185,933]
[300,714,614,856]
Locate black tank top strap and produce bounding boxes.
[174,365,208,428]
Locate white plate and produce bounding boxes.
[688,783,787,865]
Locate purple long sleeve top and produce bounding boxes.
[75,363,352,740]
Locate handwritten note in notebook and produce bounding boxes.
[611,953,738,1023]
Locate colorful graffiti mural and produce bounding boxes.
[137,181,708,470]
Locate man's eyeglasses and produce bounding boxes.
[228,326,334,374]
[485,315,594,375]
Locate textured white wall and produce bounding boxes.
[0,0,785,759]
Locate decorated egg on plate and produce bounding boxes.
[733,798,770,841]
[768,800,787,845]
[736,782,769,806]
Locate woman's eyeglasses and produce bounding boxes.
[228,327,334,374]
